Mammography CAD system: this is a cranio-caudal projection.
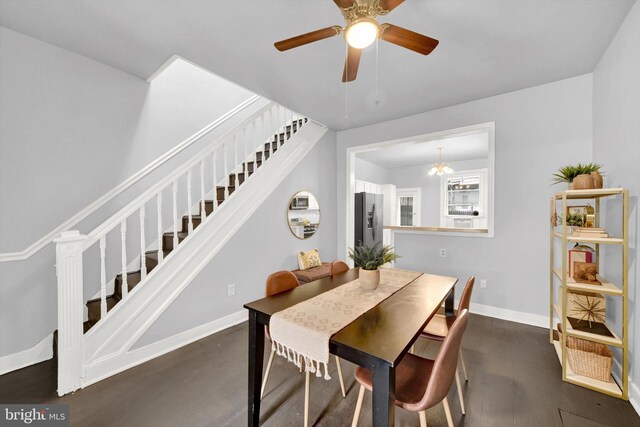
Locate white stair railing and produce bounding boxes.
[54,101,304,395]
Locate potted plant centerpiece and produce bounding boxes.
[348,243,400,290]
[552,163,603,189]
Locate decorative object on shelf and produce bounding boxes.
[591,171,604,189]
[573,262,600,285]
[585,204,595,227]
[571,227,609,238]
[551,163,603,189]
[428,147,454,176]
[558,324,613,382]
[572,174,595,190]
[348,243,399,290]
[567,292,606,328]
[568,245,594,277]
[566,205,588,225]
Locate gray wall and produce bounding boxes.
[134,131,338,347]
[337,74,593,317]
[593,0,640,403]
[354,157,389,184]
[0,27,258,356]
[388,158,488,227]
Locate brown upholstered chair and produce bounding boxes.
[351,310,470,427]
[419,276,475,415]
[330,260,349,276]
[261,271,346,427]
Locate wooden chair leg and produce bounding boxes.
[455,368,466,415]
[351,385,365,427]
[335,356,346,398]
[419,410,428,427]
[260,347,275,399]
[304,371,310,427]
[443,397,454,427]
[459,349,468,381]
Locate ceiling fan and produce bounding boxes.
[274,0,439,83]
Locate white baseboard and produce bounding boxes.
[0,333,53,376]
[466,301,548,328]
[83,310,247,387]
[612,357,640,414]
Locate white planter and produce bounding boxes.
[359,268,380,290]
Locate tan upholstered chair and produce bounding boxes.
[330,260,349,276]
[352,310,470,427]
[261,271,346,427]
[419,276,475,415]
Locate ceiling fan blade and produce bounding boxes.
[380,24,439,55]
[378,0,405,13]
[342,45,362,83]
[333,0,356,9]
[274,26,342,51]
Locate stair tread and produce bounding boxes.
[86,293,120,306]
[163,231,189,238]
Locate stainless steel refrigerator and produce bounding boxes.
[354,192,384,249]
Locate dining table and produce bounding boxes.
[243,267,458,427]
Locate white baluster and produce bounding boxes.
[287,109,292,140]
[120,220,128,298]
[187,169,194,233]
[243,126,248,182]
[200,160,206,221]
[212,151,218,209]
[223,141,229,200]
[277,105,282,148]
[259,112,271,156]
[233,133,238,177]
[172,181,178,250]
[250,117,258,173]
[156,193,163,262]
[139,205,147,280]
[271,106,277,146]
[99,236,107,319]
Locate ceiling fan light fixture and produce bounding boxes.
[344,17,379,49]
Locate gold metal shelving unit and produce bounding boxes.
[549,188,629,399]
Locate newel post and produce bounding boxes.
[54,230,87,396]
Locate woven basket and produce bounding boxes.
[558,324,613,382]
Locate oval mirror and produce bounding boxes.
[287,191,320,239]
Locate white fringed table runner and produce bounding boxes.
[269,268,422,380]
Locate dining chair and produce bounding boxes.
[330,260,349,276]
[419,276,475,415]
[261,271,346,427]
[351,309,470,427]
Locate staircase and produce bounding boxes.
[53,102,326,395]
[82,118,307,332]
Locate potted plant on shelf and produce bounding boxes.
[551,163,603,189]
[348,243,400,290]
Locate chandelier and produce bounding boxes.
[428,147,454,176]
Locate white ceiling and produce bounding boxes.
[0,0,635,130]
[357,132,488,169]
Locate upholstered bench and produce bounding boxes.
[292,262,331,284]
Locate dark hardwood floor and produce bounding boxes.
[1,314,638,426]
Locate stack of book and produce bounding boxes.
[571,227,609,238]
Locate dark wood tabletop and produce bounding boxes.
[244,268,458,427]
